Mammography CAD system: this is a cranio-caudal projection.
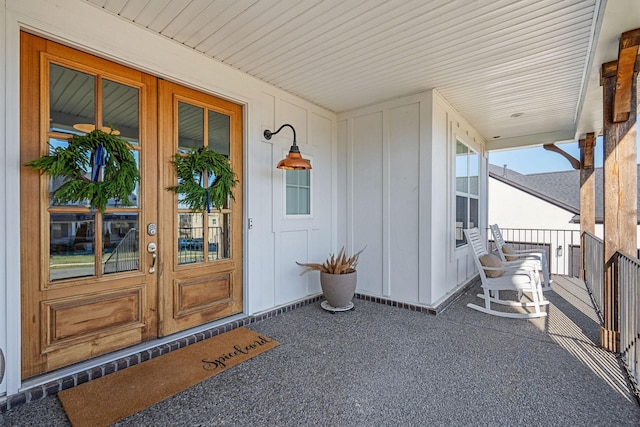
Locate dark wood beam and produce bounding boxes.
[614,29,640,122]
[542,143,581,169]
[579,133,596,246]
[580,132,595,170]
[600,56,638,352]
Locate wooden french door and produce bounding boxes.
[157,81,243,336]
[20,33,243,378]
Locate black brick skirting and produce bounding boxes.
[1,281,475,413]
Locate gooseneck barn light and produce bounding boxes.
[264,124,312,170]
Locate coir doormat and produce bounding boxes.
[58,327,279,427]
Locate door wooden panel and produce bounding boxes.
[20,33,158,378]
[158,81,243,335]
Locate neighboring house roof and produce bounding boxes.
[488,164,640,223]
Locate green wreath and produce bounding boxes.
[24,129,140,213]
[167,147,237,212]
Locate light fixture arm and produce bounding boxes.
[264,124,297,146]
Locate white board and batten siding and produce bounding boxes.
[337,90,488,309]
[0,0,337,396]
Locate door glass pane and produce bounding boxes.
[50,213,95,281]
[178,213,204,264]
[208,110,230,156]
[208,213,230,261]
[50,63,95,133]
[106,149,140,209]
[178,102,204,153]
[49,138,91,208]
[102,79,139,144]
[103,213,139,274]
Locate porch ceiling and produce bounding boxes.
[85,0,639,150]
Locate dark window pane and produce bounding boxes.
[178,102,204,153]
[208,110,230,157]
[456,196,467,247]
[103,213,139,274]
[50,213,95,281]
[50,63,95,133]
[178,213,204,265]
[102,79,139,144]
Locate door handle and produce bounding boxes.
[148,242,157,274]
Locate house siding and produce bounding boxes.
[1,0,488,402]
[1,0,337,398]
[337,90,487,308]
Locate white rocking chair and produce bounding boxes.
[490,224,552,291]
[464,228,548,319]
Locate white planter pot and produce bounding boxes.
[320,271,357,309]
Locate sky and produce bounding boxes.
[488,134,639,175]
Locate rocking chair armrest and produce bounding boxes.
[503,259,536,266]
[502,252,542,260]
[513,248,546,257]
[501,262,539,273]
[481,266,507,271]
[513,248,544,253]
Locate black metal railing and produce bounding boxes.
[583,232,604,322]
[489,227,639,402]
[617,251,640,401]
[488,228,581,276]
[103,228,139,274]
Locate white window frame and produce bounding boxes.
[454,139,479,248]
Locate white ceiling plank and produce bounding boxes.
[80,0,632,146]
[103,0,129,15]
[242,0,388,74]
[118,0,152,21]
[145,1,195,33]
[127,0,173,27]
[173,0,257,46]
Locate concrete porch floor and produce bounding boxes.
[2,275,639,426]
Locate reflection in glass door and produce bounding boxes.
[176,103,232,265]
[47,64,142,281]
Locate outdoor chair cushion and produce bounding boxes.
[479,254,504,277]
[501,244,517,261]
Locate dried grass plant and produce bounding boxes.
[297,246,365,275]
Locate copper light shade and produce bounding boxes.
[264,124,312,170]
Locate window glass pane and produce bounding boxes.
[178,212,204,264]
[469,151,479,195]
[455,196,467,248]
[286,169,298,185]
[455,141,468,193]
[299,169,310,186]
[469,198,479,231]
[208,213,230,261]
[286,170,311,215]
[103,213,139,274]
[298,188,310,215]
[50,63,95,133]
[102,79,139,144]
[208,111,230,157]
[178,102,204,153]
[50,213,95,281]
[286,186,299,214]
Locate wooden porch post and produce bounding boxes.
[579,133,595,279]
[599,28,639,352]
